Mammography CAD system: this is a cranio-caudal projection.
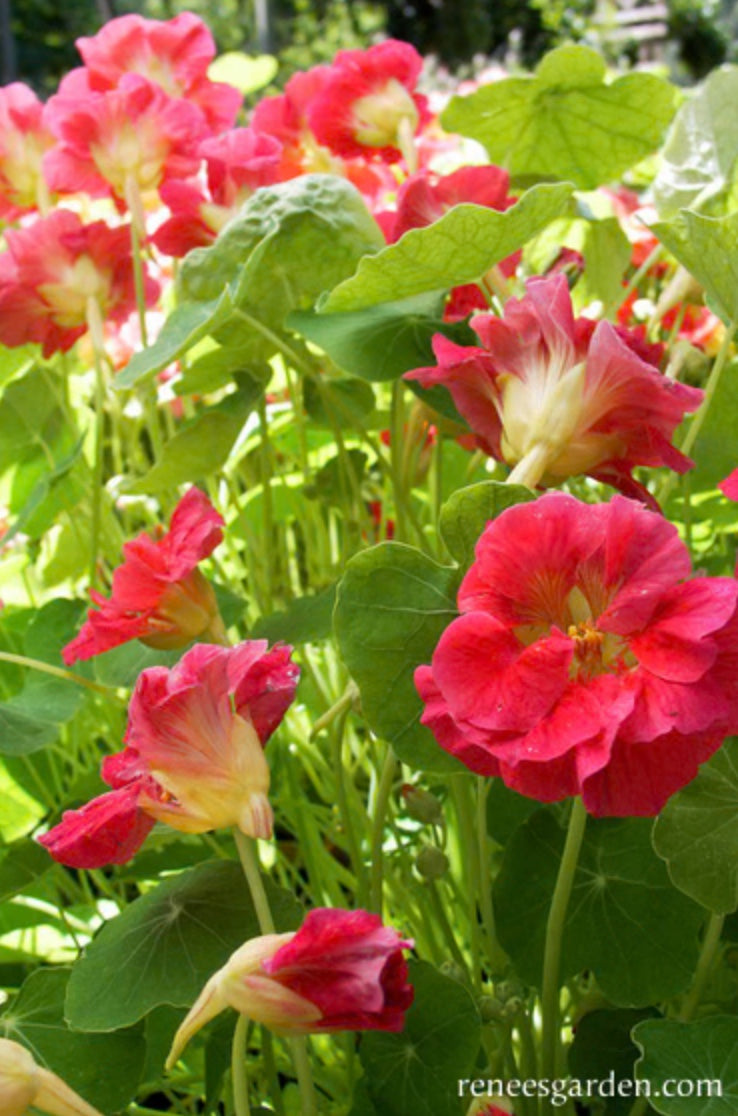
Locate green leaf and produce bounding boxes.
[442,45,676,189]
[652,738,738,914]
[304,449,368,508]
[439,480,535,568]
[175,349,270,397]
[289,294,475,382]
[322,183,573,312]
[334,543,461,772]
[360,960,481,1116]
[676,358,738,492]
[0,839,51,901]
[126,386,262,494]
[208,51,277,94]
[1,968,146,1111]
[633,1016,738,1114]
[251,584,337,644]
[494,810,703,1006]
[568,1009,659,1116]
[486,781,538,846]
[653,67,738,218]
[65,861,302,1031]
[650,210,738,326]
[115,290,235,390]
[303,375,376,427]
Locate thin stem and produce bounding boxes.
[86,296,107,590]
[618,243,665,310]
[540,797,588,1083]
[476,778,506,973]
[231,1015,251,1116]
[680,912,725,1022]
[369,744,397,915]
[232,831,318,1115]
[659,320,736,505]
[0,651,121,698]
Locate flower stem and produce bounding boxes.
[476,778,507,973]
[232,831,318,1116]
[369,744,397,915]
[680,911,725,1022]
[0,651,122,699]
[231,1015,251,1116]
[540,797,588,1083]
[86,296,107,590]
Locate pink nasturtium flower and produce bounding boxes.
[0,209,155,357]
[63,487,225,665]
[153,128,283,256]
[73,11,242,131]
[416,492,738,816]
[307,40,430,167]
[0,1037,103,1116]
[167,908,414,1066]
[43,73,207,215]
[39,640,299,867]
[406,274,703,503]
[0,83,55,219]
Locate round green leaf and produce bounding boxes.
[652,738,738,914]
[1,968,146,1111]
[633,1016,738,1114]
[494,810,704,1006]
[569,1009,659,1116]
[334,543,461,772]
[65,861,302,1031]
[360,960,481,1116]
[439,480,535,569]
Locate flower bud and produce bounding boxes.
[0,1038,103,1116]
[400,784,443,826]
[415,845,449,880]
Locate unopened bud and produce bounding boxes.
[401,784,443,826]
[415,845,449,880]
[0,1038,103,1116]
[478,995,506,1023]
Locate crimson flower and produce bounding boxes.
[0,210,155,357]
[153,128,283,256]
[406,275,703,503]
[43,73,207,209]
[416,492,738,816]
[0,83,55,219]
[63,487,224,664]
[306,40,430,165]
[39,641,299,867]
[73,12,242,131]
[382,165,516,243]
[167,908,414,1065]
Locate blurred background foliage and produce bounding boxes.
[1,0,736,96]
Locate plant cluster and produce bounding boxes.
[1,11,738,1116]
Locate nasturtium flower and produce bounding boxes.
[0,83,55,219]
[406,274,703,502]
[382,165,516,243]
[63,487,225,665]
[0,210,154,357]
[40,640,299,867]
[166,908,414,1066]
[153,128,283,256]
[43,73,207,209]
[0,1038,103,1116]
[416,492,738,817]
[73,11,242,131]
[306,40,430,165]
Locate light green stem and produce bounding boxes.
[86,296,107,590]
[231,1015,251,1116]
[680,912,725,1022]
[0,651,121,698]
[232,831,318,1116]
[540,798,588,1084]
[369,745,397,916]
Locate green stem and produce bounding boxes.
[0,651,121,698]
[231,1015,251,1116]
[390,381,408,540]
[330,708,369,908]
[232,832,318,1116]
[86,296,107,590]
[257,394,275,611]
[618,243,665,310]
[680,912,725,1022]
[477,778,506,973]
[261,1028,285,1116]
[369,745,397,915]
[540,797,588,1083]
[659,320,736,505]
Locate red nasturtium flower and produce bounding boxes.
[0,83,55,219]
[63,487,224,665]
[0,1037,103,1116]
[43,74,207,211]
[406,274,703,503]
[416,492,738,816]
[0,210,155,357]
[307,40,430,165]
[40,640,299,867]
[167,908,414,1066]
[73,11,242,131]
